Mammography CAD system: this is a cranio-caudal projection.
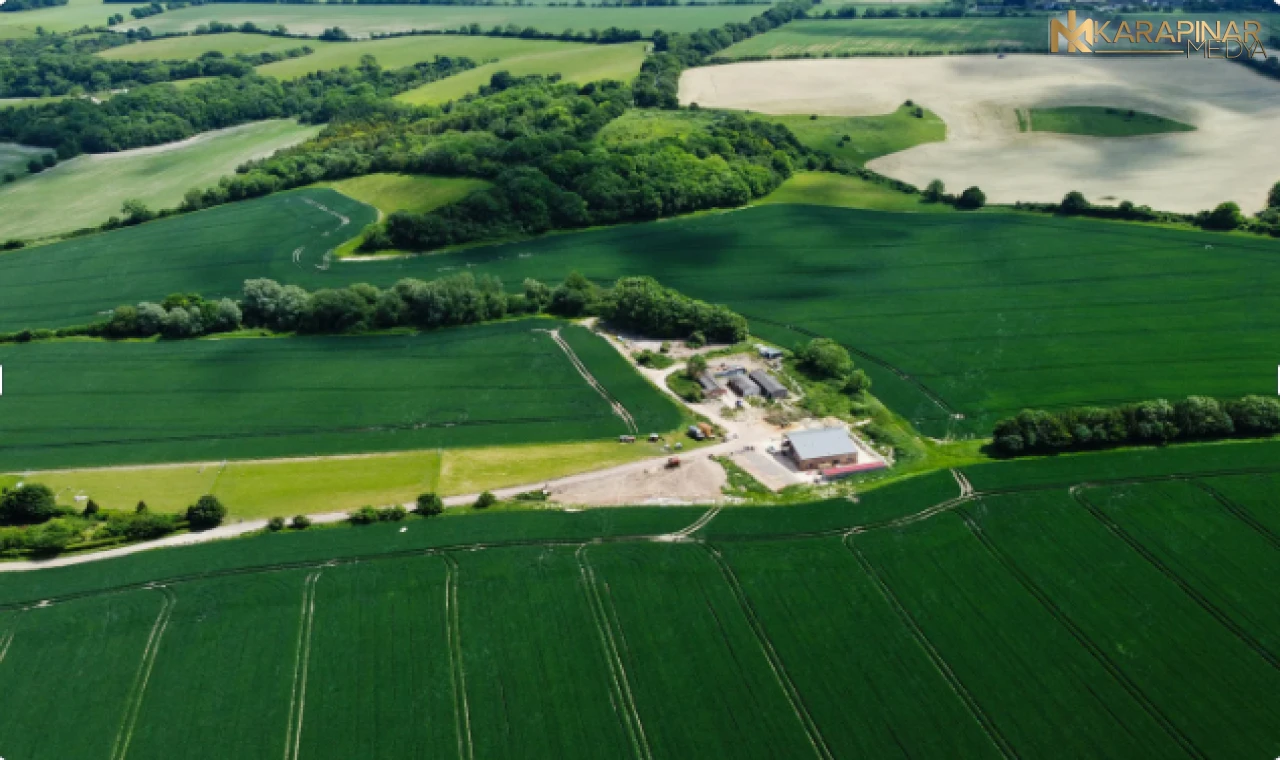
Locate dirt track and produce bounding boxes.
[680,55,1280,213]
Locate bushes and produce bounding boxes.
[350,505,408,524]
[185,494,227,530]
[415,493,444,517]
[795,338,853,380]
[991,395,1280,456]
[956,186,987,210]
[0,483,58,526]
[291,514,312,530]
[605,276,749,343]
[267,516,286,532]
[473,491,497,510]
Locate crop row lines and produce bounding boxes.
[1189,480,1280,551]
[110,585,176,760]
[955,507,1206,760]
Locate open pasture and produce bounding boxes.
[719,17,1046,56]
[118,4,762,38]
[0,119,320,241]
[1,441,1279,758]
[0,318,682,470]
[0,141,44,179]
[682,55,1280,213]
[0,0,147,37]
[97,31,318,61]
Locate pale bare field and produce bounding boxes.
[681,55,1280,213]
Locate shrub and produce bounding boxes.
[415,493,444,517]
[0,483,58,526]
[956,186,987,210]
[186,494,227,530]
[795,338,853,380]
[378,505,407,522]
[25,519,78,555]
[349,506,379,525]
[290,514,312,530]
[267,516,286,531]
[474,491,497,510]
[83,499,100,517]
[1199,201,1244,231]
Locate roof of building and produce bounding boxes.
[728,375,761,394]
[757,344,784,357]
[749,370,787,395]
[786,427,858,462]
[698,372,724,392]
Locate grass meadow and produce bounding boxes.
[1,440,1278,758]
[0,120,320,241]
[1026,106,1197,137]
[97,31,318,62]
[318,173,490,218]
[0,319,683,471]
[119,4,763,38]
[0,142,45,180]
[758,104,946,164]
[756,170,955,211]
[0,0,147,37]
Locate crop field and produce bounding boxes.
[0,120,321,242]
[119,4,763,38]
[718,17,1047,57]
[0,318,683,470]
[756,170,954,212]
[1,441,1279,759]
[395,41,647,105]
[10,200,1278,437]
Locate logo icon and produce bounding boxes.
[1050,10,1094,53]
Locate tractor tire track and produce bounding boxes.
[110,585,176,760]
[700,544,834,760]
[957,507,1206,760]
[844,535,1020,760]
[575,545,652,760]
[1189,480,1280,551]
[283,571,321,760]
[540,328,638,435]
[442,554,474,760]
[1071,486,1280,672]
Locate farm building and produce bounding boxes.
[727,374,762,397]
[715,365,747,379]
[749,370,789,400]
[757,345,784,361]
[783,427,860,471]
[698,371,727,398]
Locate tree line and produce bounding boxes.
[0,0,66,11]
[992,395,1280,456]
[0,483,226,556]
[30,271,749,344]
[634,0,814,108]
[0,55,474,157]
[1015,187,1280,238]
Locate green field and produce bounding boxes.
[0,120,320,241]
[97,31,317,61]
[0,141,44,180]
[1,441,1279,758]
[719,17,1047,57]
[1026,106,1197,137]
[319,173,490,218]
[0,319,684,470]
[120,4,762,38]
[760,104,946,164]
[7,197,1279,437]
[757,170,954,212]
[0,0,147,37]
[395,40,647,105]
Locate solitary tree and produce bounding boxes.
[923,179,945,202]
[1060,191,1089,214]
[956,186,987,210]
[1268,181,1280,210]
[796,338,853,380]
[415,493,444,517]
[686,353,708,379]
[291,514,312,530]
[0,483,57,526]
[1201,201,1243,231]
[186,494,227,530]
[474,491,497,510]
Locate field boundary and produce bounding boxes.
[844,536,1019,760]
[701,543,834,760]
[575,544,652,760]
[957,506,1207,760]
[442,554,475,760]
[1070,486,1280,672]
[283,571,321,760]
[110,585,176,760]
[0,622,17,667]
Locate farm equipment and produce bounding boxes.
[666,457,681,469]
[619,435,636,443]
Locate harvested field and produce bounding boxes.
[1,440,1279,758]
[681,55,1280,212]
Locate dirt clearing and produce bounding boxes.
[550,454,727,506]
[681,55,1280,213]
